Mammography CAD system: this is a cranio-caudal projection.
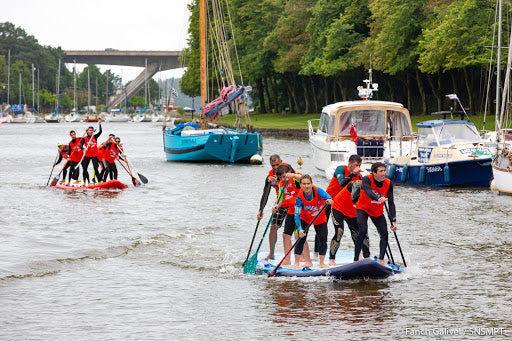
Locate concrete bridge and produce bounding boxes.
[64,50,184,111]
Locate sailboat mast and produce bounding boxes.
[88,68,91,113]
[32,64,35,108]
[7,49,10,107]
[57,59,61,114]
[200,0,207,107]
[73,60,77,111]
[19,73,21,106]
[496,0,502,131]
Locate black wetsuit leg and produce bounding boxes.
[329,208,345,260]
[314,222,328,256]
[369,214,388,260]
[294,220,310,256]
[346,216,370,258]
[81,157,91,182]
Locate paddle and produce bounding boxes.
[50,132,88,186]
[242,181,272,267]
[46,152,60,186]
[49,160,70,187]
[119,145,148,184]
[243,179,290,275]
[269,204,328,277]
[117,159,141,186]
[384,202,407,267]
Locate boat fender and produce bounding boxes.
[444,163,450,184]
[419,164,426,184]
[250,154,263,165]
[400,164,408,183]
[386,164,396,179]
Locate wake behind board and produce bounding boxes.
[255,250,402,280]
[52,180,128,190]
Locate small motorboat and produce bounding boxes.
[386,118,493,187]
[255,251,402,280]
[51,179,128,190]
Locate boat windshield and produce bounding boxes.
[417,127,438,146]
[434,123,481,145]
[319,112,335,135]
[339,110,385,136]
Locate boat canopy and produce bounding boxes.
[320,100,413,140]
[417,120,481,146]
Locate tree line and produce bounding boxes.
[179,0,506,119]
[0,22,161,112]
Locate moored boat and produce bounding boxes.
[386,119,493,186]
[51,179,128,190]
[308,70,414,177]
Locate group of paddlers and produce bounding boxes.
[52,118,125,185]
[258,154,397,269]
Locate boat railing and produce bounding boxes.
[386,134,415,158]
[308,119,320,137]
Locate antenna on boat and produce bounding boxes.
[357,58,378,100]
[446,94,470,121]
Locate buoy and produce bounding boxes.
[443,163,450,184]
[490,179,497,191]
[400,164,408,183]
[250,154,263,165]
[419,164,426,184]
[386,164,396,179]
[297,157,304,168]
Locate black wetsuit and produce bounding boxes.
[80,125,102,182]
[354,176,396,261]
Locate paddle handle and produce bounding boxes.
[269,204,328,276]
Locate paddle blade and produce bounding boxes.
[50,177,58,187]
[138,172,148,184]
[132,177,141,186]
[243,253,258,274]
[268,269,277,277]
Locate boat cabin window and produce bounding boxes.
[417,127,438,146]
[434,123,481,145]
[319,112,335,135]
[339,110,385,136]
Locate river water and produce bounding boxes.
[0,122,510,340]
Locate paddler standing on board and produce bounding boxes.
[68,130,84,185]
[272,164,302,266]
[354,162,397,268]
[101,136,124,181]
[293,174,333,269]
[327,154,364,265]
[54,143,71,184]
[80,118,102,184]
[257,154,295,261]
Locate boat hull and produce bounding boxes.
[492,154,512,193]
[163,131,262,162]
[387,158,492,187]
[52,180,128,190]
[256,258,401,280]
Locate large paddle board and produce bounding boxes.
[255,250,402,280]
[52,179,128,190]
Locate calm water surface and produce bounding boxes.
[0,122,510,340]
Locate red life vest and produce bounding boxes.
[279,178,300,214]
[297,186,327,225]
[59,148,69,160]
[97,145,104,161]
[332,180,361,218]
[68,138,84,162]
[356,175,390,217]
[83,134,98,157]
[267,162,289,194]
[104,143,120,163]
[326,165,348,197]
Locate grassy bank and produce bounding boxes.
[216,112,497,132]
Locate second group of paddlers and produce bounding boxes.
[258,154,397,269]
[53,118,126,185]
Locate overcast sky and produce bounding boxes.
[1,0,192,82]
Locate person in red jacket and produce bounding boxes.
[293,175,333,269]
[68,130,84,184]
[330,180,369,265]
[313,154,362,261]
[354,162,397,268]
[54,143,71,183]
[272,164,302,265]
[257,154,295,260]
[102,136,124,181]
[79,118,102,183]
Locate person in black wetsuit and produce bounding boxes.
[354,162,397,268]
[80,119,102,183]
[54,143,71,183]
[256,154,295,260]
